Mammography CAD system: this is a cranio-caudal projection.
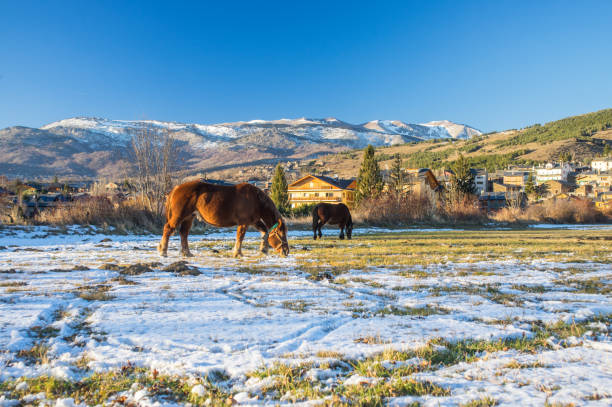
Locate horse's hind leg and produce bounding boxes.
[313,220,320,240]
[158,220,178,257]
[179,216,195,257]
[233,225,247,258]
[339,223,345,240]
[317,221,323,239]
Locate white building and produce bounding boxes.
[535,163,572,184]
[591,158,612,172]
[470,168,488,195]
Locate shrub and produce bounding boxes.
[492,198,608,224]
[354,192,438,225]
[35,195,164,233]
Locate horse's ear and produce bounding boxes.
[278,217,283,227]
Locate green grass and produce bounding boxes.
[289,229,612,272]
[460,397,497,407]
[0,365,232,406]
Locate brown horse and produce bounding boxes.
[312,202,353,240]
[158,180,289,258]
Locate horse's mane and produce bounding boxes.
[256,187,282,222]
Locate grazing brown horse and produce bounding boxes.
[158,180,289,258]
[312,202,353,240]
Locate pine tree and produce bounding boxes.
[524,173,536,197]
[356,145,383,203]
[450,154,476,196]
[270,163,289,214]
[559,151,572,163]
[389,153,404,195]
[604,144,611,157]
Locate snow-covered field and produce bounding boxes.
[0,226,611,406]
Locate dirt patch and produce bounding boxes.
[101,263,123,271]
[49,265,91,273]
[163,261,202,276]
[120,262,161,275]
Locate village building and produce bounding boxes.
[535,163,572,184]
[591,157,612,172]
[572,184,594,198]
[492,182,522,194]
[404,169,442,195]
[502,171,531,188]
[594,191,612,210]
[575,171,612,190]
[287,175,356,208]
[469,169,488,195]
[542,180,570,197]
[435,169,454,190]
[476,192,509,211]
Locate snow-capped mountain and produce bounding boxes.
[1,116,480,178]
[40,116,479,149]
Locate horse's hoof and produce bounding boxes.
[159,251,168,258]
[233,251,242,258]
[313,236,317,240]
[339,236,345,240]
[181,251,194,258]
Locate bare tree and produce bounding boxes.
[131,125,178,216]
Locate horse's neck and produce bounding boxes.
[262,206,279,229]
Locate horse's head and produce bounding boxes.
[268,218,289,256]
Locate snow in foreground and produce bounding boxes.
[0,226,610,406]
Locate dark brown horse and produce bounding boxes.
[312,202,353,240]
[158,180,289,258]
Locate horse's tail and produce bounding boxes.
[164,186,175,222]
[312,205,320,230]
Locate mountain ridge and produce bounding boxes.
[0,116,480,178]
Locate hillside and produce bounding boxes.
[294,109,612,180]
[0,117,479,179]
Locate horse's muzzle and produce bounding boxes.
[281,245,289,257]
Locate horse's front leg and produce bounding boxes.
[233,225,247,258]
[255,220,269,254]
[339,223,345,240]
[179,216,194,257]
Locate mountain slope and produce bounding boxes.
[0,117,480,178]
[303,109,612,180]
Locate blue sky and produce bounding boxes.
[1,1,611,131]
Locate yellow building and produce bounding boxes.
[288,175,356,208]
[503,171,531,187]
[543,180,570,196]
[404,169,441,195]
[576,172,612,188]
[595,191,612,210]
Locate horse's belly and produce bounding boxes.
[200,214,236,228]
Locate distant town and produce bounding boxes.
[1,154,611,222]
